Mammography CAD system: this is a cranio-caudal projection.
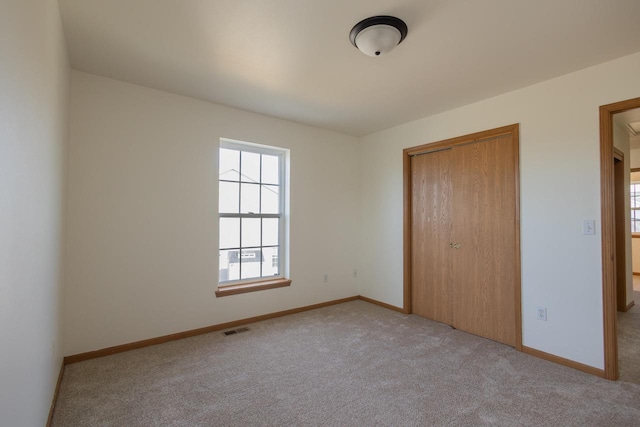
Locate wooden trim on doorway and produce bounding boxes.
[402,151,412,314]
[600,96,640,381]
[403,124,517,157]
[613,148,627,312]
[613,147,624,161]
[402,124,522,350]
[513,124,522,351]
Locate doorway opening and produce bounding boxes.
[611,107,640,383]
[600,97,640,380]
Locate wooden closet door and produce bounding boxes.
[450,135,517,346]
[411,149,453,325]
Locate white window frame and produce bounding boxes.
[217,139,290,296]
[632,181,640,234]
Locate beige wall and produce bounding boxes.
[358,52,640,370]
[0,1,69,425]
[632,239,640,275]
[631,149,640,169]
[64,71,361,355]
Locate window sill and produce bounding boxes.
[215,278,292,297]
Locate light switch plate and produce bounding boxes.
[583,220,596,235]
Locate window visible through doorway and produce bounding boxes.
[631,181,640,233]
[216,139,290,297]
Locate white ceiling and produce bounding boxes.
[58,0,640,136]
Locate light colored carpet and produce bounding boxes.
[619,290,640,384]
[53,300,640,426]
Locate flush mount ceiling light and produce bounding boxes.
[349,15,408,57]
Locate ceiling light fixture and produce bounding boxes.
[349,15,408,57]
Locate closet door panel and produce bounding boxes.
[411,150,453,325]
[451,135,517,346]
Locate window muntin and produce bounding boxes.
[218,141,285,286]
[632,182,640,233]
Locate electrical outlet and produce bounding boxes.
[536,306,547,321]
[324,274,328,283]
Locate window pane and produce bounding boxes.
[219,148,240,181]
[242,218,261,248]
[241,249,262,279]
[219,218,239,249]
[241,183,260,214]
[219,249,240,282]
[241,151,261,183]
[219,181,239,213]
[632,184,640,208]
[261,185,279,214]
[263,218,279,246]
[262,246,279,277]
[262,154,279,185]
[633,209,640,233]
[218,142,286,284]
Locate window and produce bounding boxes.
[217,140,290,296]
[632,182,640,233]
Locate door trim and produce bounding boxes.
[613,148,627,312]
[402,124,522,350]
[600,96,640,381]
